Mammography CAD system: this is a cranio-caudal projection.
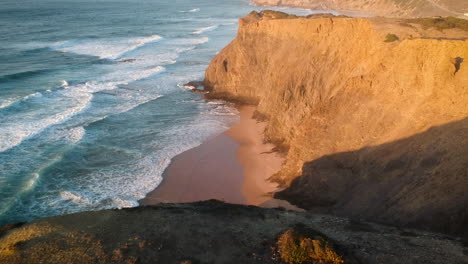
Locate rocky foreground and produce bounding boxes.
[204,11,468,237]
[0,201,467,264]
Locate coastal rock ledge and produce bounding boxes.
[204,11,468,237]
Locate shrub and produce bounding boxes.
[384,33,399,42]
[276,228,345,264]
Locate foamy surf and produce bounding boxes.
[51,35,163,60]
[0,64,166,154]
[0,90,93,153]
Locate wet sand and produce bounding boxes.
[140,106,285,206]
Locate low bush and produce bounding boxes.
[385,33,399,42]
[276,228,345,264]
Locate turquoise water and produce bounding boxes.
[0,0,330,224]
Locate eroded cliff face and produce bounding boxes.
[251,0,467,18]
[204,11,468,236]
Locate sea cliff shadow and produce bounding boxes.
[276,118,468,238]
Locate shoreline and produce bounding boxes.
[140,105,298,209]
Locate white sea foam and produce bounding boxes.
[52,35,163,59]
[63,126,86,144]
[60,191,92,205]
[193,25,218,35]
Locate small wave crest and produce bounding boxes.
[179,8,200,13]
[169,37,209,46]
[193,25,219,35]
[0,98,17,109]
[0,92,42,110]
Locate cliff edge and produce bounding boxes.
[250,0,468,18]
[204,11,468,237]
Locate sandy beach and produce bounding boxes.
[140,106,284,206]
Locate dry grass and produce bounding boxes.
[276,228,345,264]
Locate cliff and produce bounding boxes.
[251,0,468,18]
[204,11,468,237]
[1,201,467,264]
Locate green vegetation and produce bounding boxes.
[276,228,345,264]
[261,10,298,19]
[408,17,468,31]
[385,33,399,42]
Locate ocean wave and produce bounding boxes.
[168,37,209,46]
[0,92,43,110]
[22,173,40,193]
[193,25,219,35]
[51,35,163,60]
[0,69,51,82]
[103,66,165,84]
[0,98,18,109]
[0,90,93,153]
[0,62,167,154]
[179,8,200,13]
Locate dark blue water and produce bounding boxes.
[0,0,329,224]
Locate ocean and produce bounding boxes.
[0,0,333,224]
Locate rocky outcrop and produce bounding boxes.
[204,11,468,236]
[1,201,467,264]
[251,0,467,18]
